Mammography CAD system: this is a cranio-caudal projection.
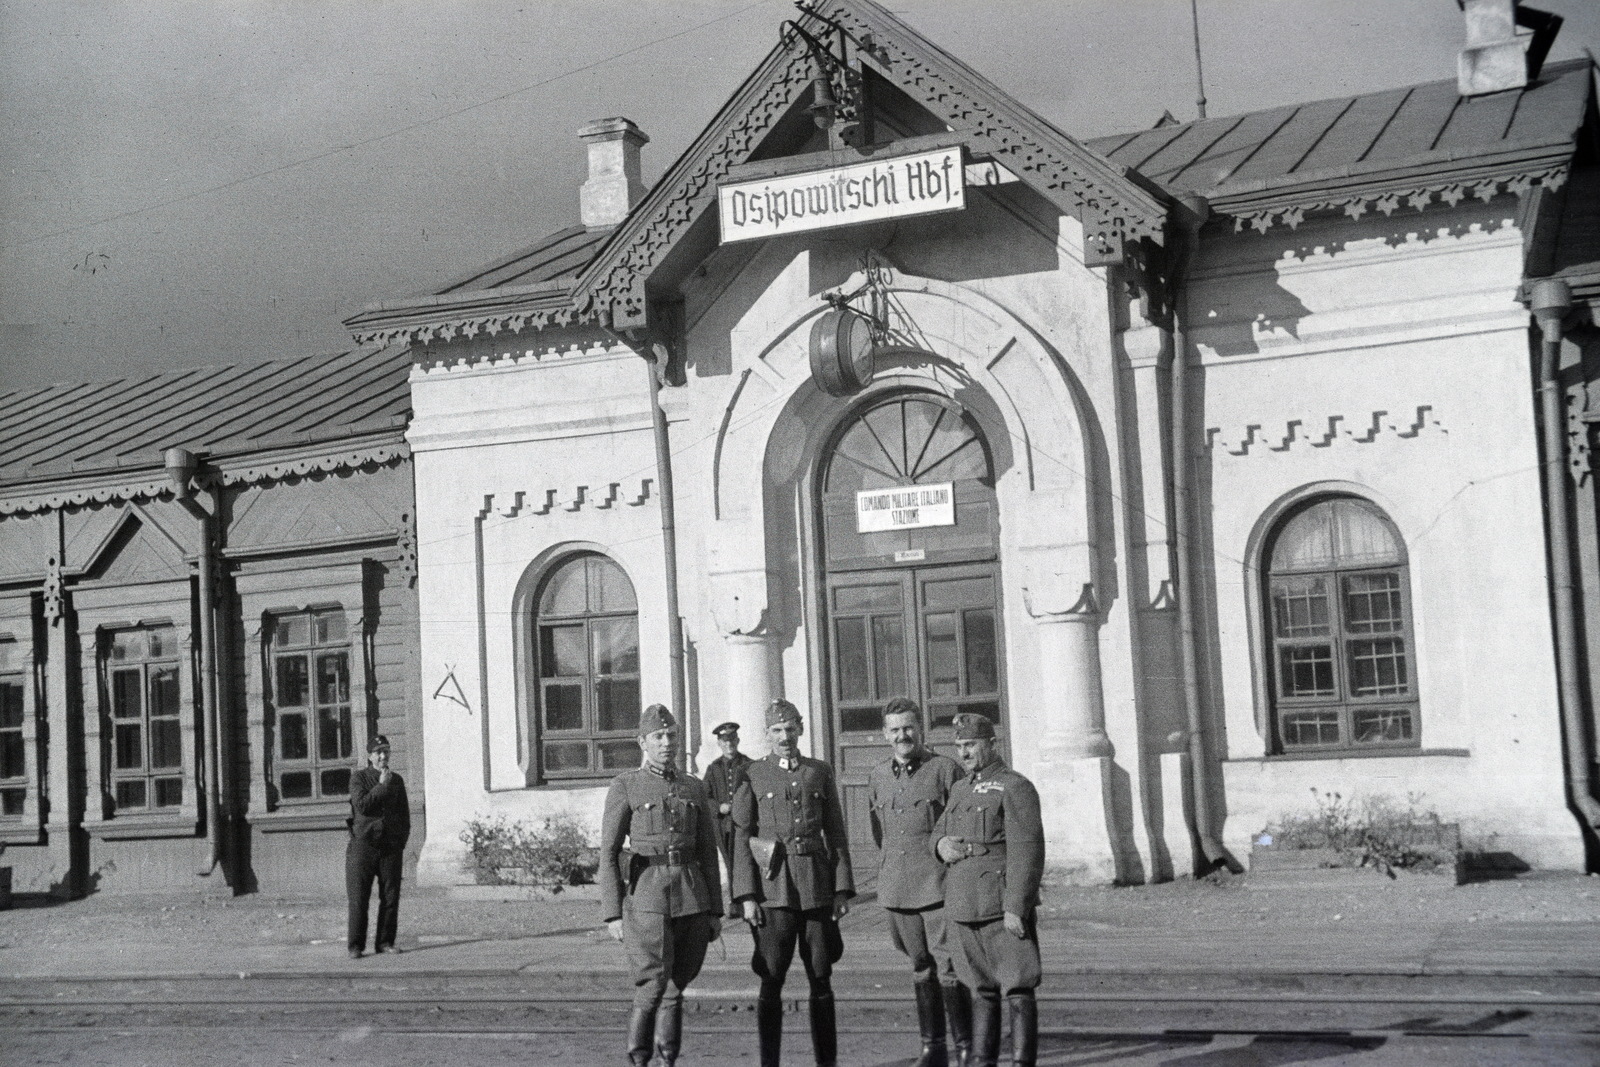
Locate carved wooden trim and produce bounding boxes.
[1224,167,1569,234]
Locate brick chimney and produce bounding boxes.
[1457,0,1563,97]
[578,117,649,231]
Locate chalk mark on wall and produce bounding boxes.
[432,665,472,712]
[1207,405,1445,456]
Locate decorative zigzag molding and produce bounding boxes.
[477,480,655,521]
[352,306,590,349]
[1205,405,1446,456]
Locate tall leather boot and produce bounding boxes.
[757,986,784,1067]
[969,989,1002,1067]
[655,998,682,1066]
[913,978,949,1067]
[942,982,973,1067]
[627,1005,657,1066]
[1007,994,1037,1067]
[809,979,838,1067]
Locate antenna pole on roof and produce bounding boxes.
[1190,0,1208,120]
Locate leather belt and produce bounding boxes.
[639,848,689,866]
[954,841,1006,861]
[785,834,826,856]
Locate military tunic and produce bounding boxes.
[868,750,963,984]
[732,753,855,995]
[933,756,1044,995]
[600,762,723,1015]
[703,751,752,859]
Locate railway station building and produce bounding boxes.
[349,0,1599,886]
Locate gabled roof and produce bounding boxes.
[347,0,1170,346]
[574,0,1170,328]
[1088,58,1595,233]
[343,227,604,345]
[0,345,413,513]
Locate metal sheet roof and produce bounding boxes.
[1087,58,1594,200]
[0,344,413,487]
[433,225,608,294]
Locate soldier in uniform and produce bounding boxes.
[932,713,1044,1067]
[600,704,723,1067]
[731,699,855,1067]
[868,697,970,1067]
[702,720,751,920]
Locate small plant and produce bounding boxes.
[1262,788,1460,878]
[459,812,596,888]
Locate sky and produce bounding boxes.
[2,0,1596,390]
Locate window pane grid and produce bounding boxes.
[106,626,182,815]
[534,555,640,780]
[1266,500,1418,753]
[271,611,355,803]
[1,679,26,805]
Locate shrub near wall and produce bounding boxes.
[459,813,597,888]
[1257,789,1463,879]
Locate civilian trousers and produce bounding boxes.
[346,840,403,951]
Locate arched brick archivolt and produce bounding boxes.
[703,269,1118,767]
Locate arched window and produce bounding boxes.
[532,553,640,780]
[1264,497,1419,753]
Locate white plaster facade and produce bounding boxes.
[373,2,1596,886]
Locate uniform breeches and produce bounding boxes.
[750,905,842,996]
[952,917,1041,997]
[623,904,713,1011]
[886,904,957,984]
[346,841,402,951]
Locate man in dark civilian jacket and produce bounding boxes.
[601,704,723,1067]
[932,713,1044,1067]
[346,734,410,958]
[702,720,752,920]
[869,697,969,1067]
[732,699,854,1067]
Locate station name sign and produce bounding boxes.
[856,483,955,533]
[719,146,965,244]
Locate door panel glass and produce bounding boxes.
[834,584,900,613]
[964,609,997,693]
[833,617,870,702]
[871,615,907,700]
[924,577,991,610]
[113,670,141,718]
[925,612,960,697]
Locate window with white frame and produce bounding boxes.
[106,626,185,813]
[532,554,641,780]
[0,638,26,818]
[269,609,356,801]
[1265,496,1419,753]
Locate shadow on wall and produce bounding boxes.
[1193,208,1517,359]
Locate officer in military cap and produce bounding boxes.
[702,721,751,920]
[932,713,1044,1067]
[869,697,970,1067]
[731,699,855,1067]
[600,703,723,1067]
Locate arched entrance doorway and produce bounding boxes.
[817,392,1007,847]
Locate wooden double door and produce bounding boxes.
[826,561,1006,851]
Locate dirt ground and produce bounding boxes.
[3,869,1597,954]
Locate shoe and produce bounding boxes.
[376,945,401,954]
[347,948,363,959]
